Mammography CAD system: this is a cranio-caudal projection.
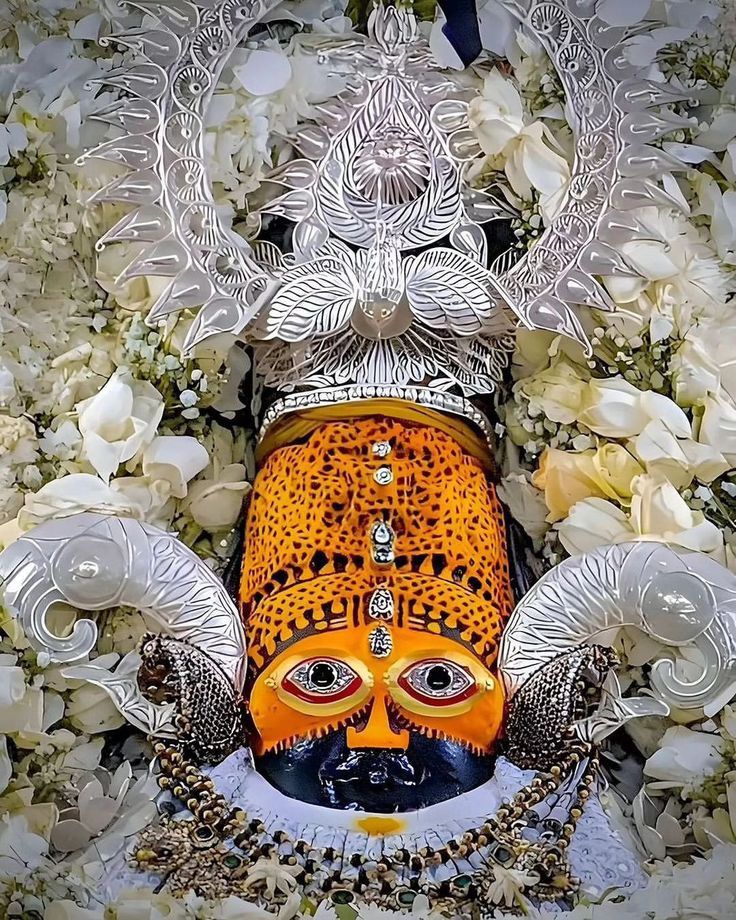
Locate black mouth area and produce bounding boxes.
[255,730,495,811]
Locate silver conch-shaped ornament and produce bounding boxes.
[500,542,736,720]
[79,0,694,404]
[0,513,246,737]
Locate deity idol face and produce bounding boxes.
[240,411,515,811]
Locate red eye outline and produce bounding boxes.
[397,658,478,708]
[282,657,364,705]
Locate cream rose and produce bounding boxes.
[697,392,736,468]
[532,448,607,522]
[556,497,634,556]
[141,435,210,499]
[516,355,589,425]
[532,445,642,522]
[578,377,691,439]
[76,369,164,482]
[182,463,250,531]
[629,475,723,552]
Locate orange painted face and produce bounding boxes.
[241,413,515,762]
[249,625,505,755]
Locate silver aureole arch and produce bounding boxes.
[77,0,695,400]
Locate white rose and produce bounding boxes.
[65,683,125,734]
[631,418,729,486]
[0,655,43,737]
[515,355,589,424]
[142,435,210,499]
[671,332,725,406]
[697,392,736,467]
[645,726,724,789]
[504,121,571,224]
[630,475,723,552]
[694,172,736,264]
[578,377,691,439]
[556,497,634,556]
[182,463,250,531]
[18,473,173,531]
[468,68,525,156]
[76,369,164,482]
[603,207,731,320]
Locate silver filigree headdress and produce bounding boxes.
[79,0,694,408]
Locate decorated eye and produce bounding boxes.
[397,659,477,707]
[282,657,363,704]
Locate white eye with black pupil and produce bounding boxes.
[399,659,475,703]
[282,657,362,703]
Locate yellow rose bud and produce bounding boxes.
[590,444,644,506]
[531,448,608,522]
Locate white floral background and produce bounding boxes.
[0,0,736,917]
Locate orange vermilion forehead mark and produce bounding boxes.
[240,416,514,674]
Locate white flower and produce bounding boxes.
[697,392,736,467]
[468,69,570,223]
[556,497,634,555]
[0,813,49,882]
[18,473,174,531]
[75,369,164,482]
[141,435,209,500]
[602,207,732,336]
[181,462,250,531]
[631,418,729,486]
[504,120,571,223]
[514,354,589,424]
[65,683,125,735]
[670,320,736,407]
[0,121,27,165]
[645,726,724,790]
[0,653,44,736]
[694,173,736,264]
[578,377,691,439]
[469,69,526,155]
[630,475,723,552]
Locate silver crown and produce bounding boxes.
[80,0,694,403]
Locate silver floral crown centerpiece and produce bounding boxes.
[78,0,695,410]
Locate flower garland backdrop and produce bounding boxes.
[1,0,736,917]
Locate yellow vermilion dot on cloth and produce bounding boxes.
[241,414,513,755]
[354,816,407,836]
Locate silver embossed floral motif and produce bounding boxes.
[79,0,691,399]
